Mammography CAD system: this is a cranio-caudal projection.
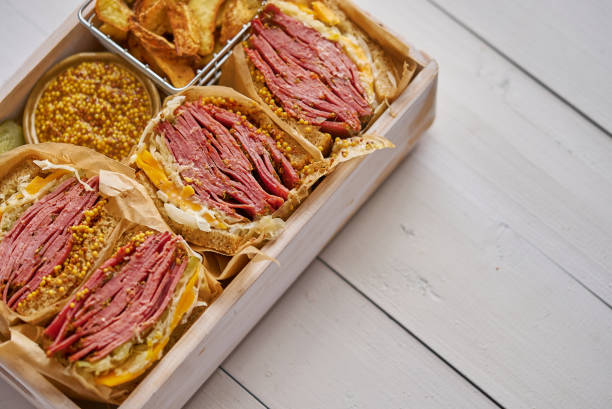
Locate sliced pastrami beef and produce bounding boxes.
[181,106,284,210]
[248,30,360,130]
[255,25,370,117]
[0,176,100,309]
[155,101,299,220]
[45,231,187,362]
[203,104,298,195]
[245,4,373,138]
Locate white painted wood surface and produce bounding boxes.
[1,0,612,408]
[222,260,496,409]
[183,370,265,409]
[430,0,612,135]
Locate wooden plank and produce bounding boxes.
[0,15,102,122]
[0,361,264,409]
[431,0,612,133]
[0,354,79,409]
[348,0,612,307]
[183,370,265,409]
[223,260,496,409]
[0,377,34,409]
[0,0,438,405]
[0,1,437,409]
[319,1,612,407]
[322,149,612,408]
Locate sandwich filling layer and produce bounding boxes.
[44,231,188,364]
[0,176,105,315]
[244,3,373,138]
[148,98,299,221]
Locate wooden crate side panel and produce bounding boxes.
[0,356,79,409]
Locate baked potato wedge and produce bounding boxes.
[168,2,201,56]
[96,0,133,32]
[188,0,225,55]
[137,0,170,34]
[219,0,260,44]
[145,49,195,87]
[99,22,128,41]
[129,17,176,55]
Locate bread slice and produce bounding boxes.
[135,170,256,255]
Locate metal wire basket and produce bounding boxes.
[77,0,252,94]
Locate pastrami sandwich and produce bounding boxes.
[0,160,120,323]
[42,228,214,389]
[130,86,324,255]
[224,0,410,156]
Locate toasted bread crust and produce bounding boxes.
[0,159,41,200]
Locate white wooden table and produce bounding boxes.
[2,1,612,408]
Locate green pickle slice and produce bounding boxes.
[0,120,25,153]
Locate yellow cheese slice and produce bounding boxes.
[136,149,229,229]
[311,1,339,25]
[25,170,67,195]
[94,366,148,387]
[135,150,202,212]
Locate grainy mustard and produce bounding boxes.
[34,61,151,161]
[16,199,108,314]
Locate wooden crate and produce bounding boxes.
[0,2,438,408]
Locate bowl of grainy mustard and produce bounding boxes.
[23,52,160,162]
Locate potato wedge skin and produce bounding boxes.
[127,32,161,71]
[137,0,170,34]
[218,0,260,44]
[188,0,225,55]
[129,17,176,54]
[168,3,201,57]
[133,0,159,15]
[96,0,134,32]
[100,23,129,41]
[146,50,195,87]
[129,28,195,87]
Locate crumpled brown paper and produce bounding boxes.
[199,245,279,281]
[0,143,171,326]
